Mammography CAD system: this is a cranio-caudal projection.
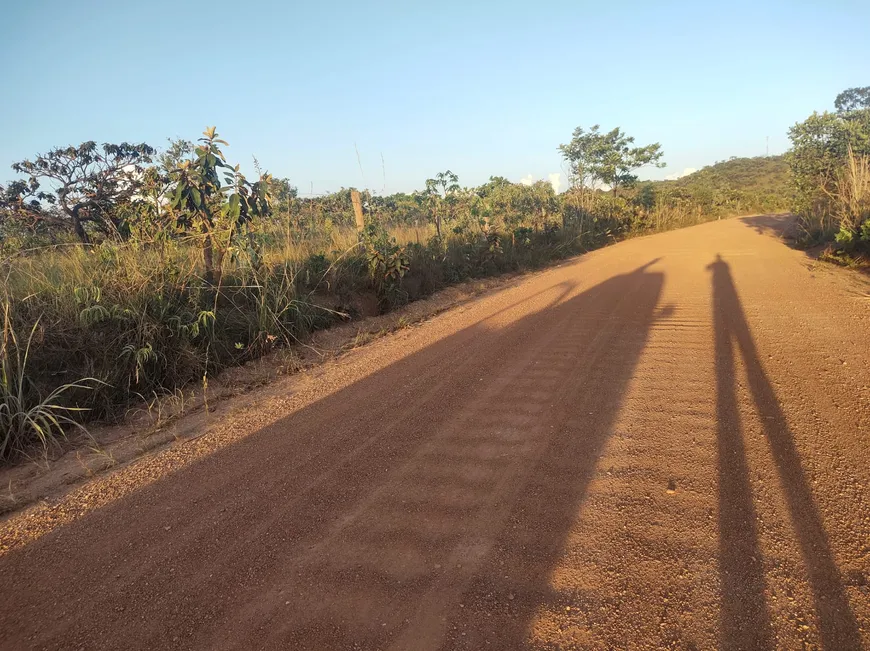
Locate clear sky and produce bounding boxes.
[1,0,867,195]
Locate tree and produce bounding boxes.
[559,125,665,194]
[835,86,870,114]
[11,141,155,242]
[0,178,66,241]
[159,138,194,171]
[787,92,870,220]
[169,127,271,284]
[370,192,425,226]
[121,139,196,241]
[526,180,558,229]
[509,181,557,231]
[267,177,298,215]
[424,170,459,238]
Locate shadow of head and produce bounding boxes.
[706,253,726,273]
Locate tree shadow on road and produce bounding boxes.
[739,213,798,240]
[709,254,861,651]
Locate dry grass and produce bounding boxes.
[831,148,870,234]
[798,148,870,246]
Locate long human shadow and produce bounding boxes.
[0,261,665,650]
[709,255,861,651]
[710,254,774,650]
[436,263,666,649]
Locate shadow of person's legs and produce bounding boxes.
[709,254,861,651]
[710,255,773,650]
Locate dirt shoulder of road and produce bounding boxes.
[0,262,577,519]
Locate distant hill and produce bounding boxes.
[657,155,790,196]
[641,155,791,214]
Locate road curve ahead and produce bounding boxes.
[1,215,869,650]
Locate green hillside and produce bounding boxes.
[671,155,789,195]
[642,155,791,214]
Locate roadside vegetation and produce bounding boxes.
[0,122,793,461]
[787,86,870,259]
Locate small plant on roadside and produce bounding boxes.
[361,224,410,308]
[474,230,504,273]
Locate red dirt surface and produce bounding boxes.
[1,214,868,650]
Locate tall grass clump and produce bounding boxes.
[829,148,870,251]
[0,302,101,461]
[4,238,336,423]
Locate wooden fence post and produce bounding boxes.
[351,190,365,232]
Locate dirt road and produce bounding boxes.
[1,215,868,650]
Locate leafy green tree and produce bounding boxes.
[787,90,870,226]
[267,177,298,214]
[633,182,657,212]
[835,86,870,113]
[559,125,665,194]
[525,180,558,230]
[471,177,559,232]
[11,141,155,242]
[120,140,196,241]
[424,170,459,238]
[470,177,507,230]
[169,127,271,284]
[150,138,195,179]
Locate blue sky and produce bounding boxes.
[1,0,866,195]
